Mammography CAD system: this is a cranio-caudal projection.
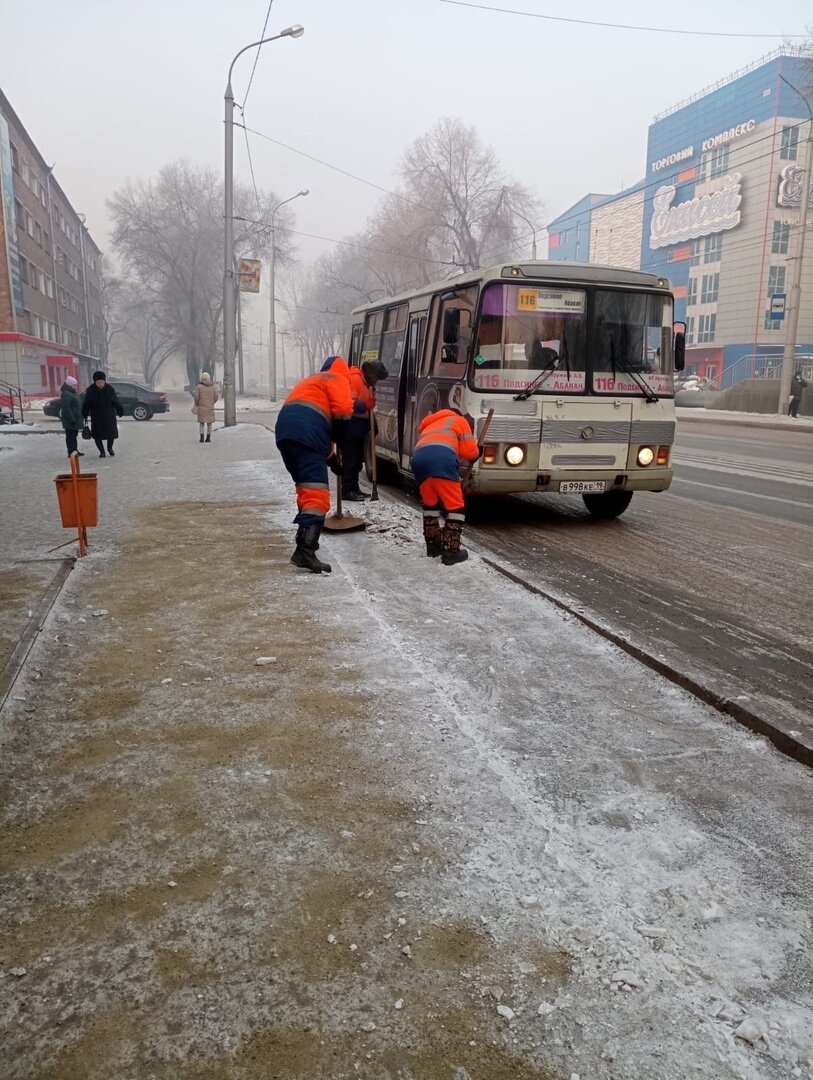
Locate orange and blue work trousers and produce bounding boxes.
[412,443,466,551]
[277,440,331,527]
[417,476,465,516]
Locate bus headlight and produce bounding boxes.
[637,446,655,467]
[505,444,526,466]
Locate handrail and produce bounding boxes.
[0,378,26,425]
[697,350,813,393]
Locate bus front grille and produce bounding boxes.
[551,455,618,466]
[485,417,542,442]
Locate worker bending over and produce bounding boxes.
[275,357,354,573]
[411,408,480,565]
[321,358,389,500]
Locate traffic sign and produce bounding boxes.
[770,293,786,320]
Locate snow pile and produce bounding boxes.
[213,397,280,414]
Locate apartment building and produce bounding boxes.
[0,88,105,397]
[547,48,813,380]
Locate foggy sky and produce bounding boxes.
[2,0,810,271]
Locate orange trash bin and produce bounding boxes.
[55,472,98,527]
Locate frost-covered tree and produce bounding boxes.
[109,161,294,388]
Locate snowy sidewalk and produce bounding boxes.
[0,423,811,1080]
[676,407,813,432]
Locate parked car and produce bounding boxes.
[43,380,170,421]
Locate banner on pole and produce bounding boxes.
[238,259,261,293]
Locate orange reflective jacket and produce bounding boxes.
[285,358,354,422]
[414,409,479,463]
[349,367,375,417]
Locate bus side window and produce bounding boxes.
[423,296,441,377]
[349,324,363,364]
[430,286,477,378]
[360,309,384,362]
[407,315,427,394]
[380,304,408,373]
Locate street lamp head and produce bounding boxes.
[281,24,305,38]
[298,189,310,197]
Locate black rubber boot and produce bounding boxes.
[342,488,369,502]
[290,524,332,574]
[422,511,442,557]
[200,433,205,443]
[441,520,469,565]
[205,433,211,443]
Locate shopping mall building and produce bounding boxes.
[547,49,813,381]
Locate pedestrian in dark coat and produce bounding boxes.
[59,376,84,458]
[82,370,123,458]
[789,373,808,418]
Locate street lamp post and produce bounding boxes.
[777,74,812,417]
[223,25,304,427]
[268,189,309,401]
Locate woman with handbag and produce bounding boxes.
[192,372,218,443]
[82,370,124,458]
[59,375,84,458]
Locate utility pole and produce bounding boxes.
[778,74,812,416]
[223,74,237,426]
[268,189,309,402]
[236,282,245,395]
[267,223,276,402]
[223,26,304,426]
[279,328,288,390]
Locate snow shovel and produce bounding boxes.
[369,409,380,502]
[323,448,366,533]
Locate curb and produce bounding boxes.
[676,411,813,433]
[0,427,60,435]
[0,558,75,711]
[479,554,812,772]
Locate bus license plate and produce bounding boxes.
[560,481,606,494]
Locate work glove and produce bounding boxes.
[352,399,367,415]
[327,444,342,475]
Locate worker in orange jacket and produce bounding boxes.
[411,408,480,565]
[321,359,389,499]
[275,357,354,573]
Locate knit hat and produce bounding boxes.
[362,360,389,382]
[200,372,212,385]
[92,370,106,381]
[65,375,78,388]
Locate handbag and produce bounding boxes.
[81,423,92,441]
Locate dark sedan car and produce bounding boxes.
[43,380,170,421]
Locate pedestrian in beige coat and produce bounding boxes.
[193,373,218,443]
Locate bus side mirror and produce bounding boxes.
[673,322,686,372]
[443,308,461,345]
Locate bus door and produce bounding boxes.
[399,313,426,467]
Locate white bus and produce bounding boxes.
[349,261,685,519]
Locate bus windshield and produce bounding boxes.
[472,283,587,394]
[592,291,674,396]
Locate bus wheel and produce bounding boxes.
[582,490,633,519]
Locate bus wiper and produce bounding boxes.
[514,356,560,400]
[617,358,659,402]
[610,339,658,403]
